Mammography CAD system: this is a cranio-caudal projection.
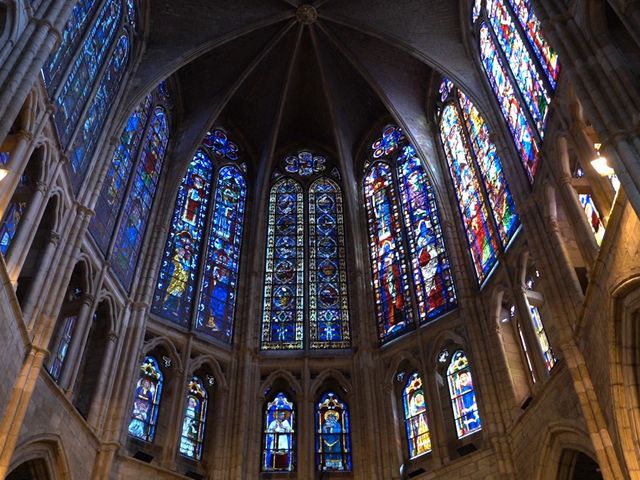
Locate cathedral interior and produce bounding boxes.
[1,0,640,478]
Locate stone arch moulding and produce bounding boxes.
[141,335,183,371]
[534,422,599,480]
[610,275,640,476]
[258,369,302,400]
[8,434,71,480]
[186,354,228,391]
[309,369,352,398]
[384,351,425,389]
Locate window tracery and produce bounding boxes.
[364,126,457,344]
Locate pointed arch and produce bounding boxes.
[315,391,352,472]
[262,391,296,472]
[446,350,482,438]
[402,371,432,458]
[179,376,209,460]
[127,355,164,442]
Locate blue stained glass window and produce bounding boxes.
[263,392,295,472]
[396,145,457,320]
[528,303,556,371]
[284,151,326,176]
[69,33,130,187]
[457,90,519,244]
[179,376,209,460]
[0,152,9,165]
[261,179,305,350]
[47,315,77,382]
[479,24,540,182]
[112,107,169,288]
[486,0,551,137]
[440,103,499,281]
[315,392,352,472]
[202,130,239,161]
[89,94,153,252]
[54,0,122,148]
[152,150,214,324]
[128,356,163,442]
[195,165,247,343]
[364,162,414,342]
[309,178,350,349]
[402,372,431,458]
[447,350,482,438]
[0,200,26,256]
[42,0,99,92]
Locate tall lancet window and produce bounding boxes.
[473,0,559,181]
[45,0,138,188]
[446,350,482,438]
[402,372,432,458]
[364,126,457,344]
[152,130,247,345]
[179,376,209,460]
[315,392,352,472]
[438,80,519,282]
[128,356,164,442]
[261,153,351,350]
[263,392,296,472]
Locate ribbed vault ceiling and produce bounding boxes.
[126,0,490,181]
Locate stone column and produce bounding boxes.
[86,330,119,426]
[0,132,33,211]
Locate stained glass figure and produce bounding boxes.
[472,0,483,21]
[195,165,246,343]
[578,193,605,246]
[402,372,431,458]
[179,376,209,460]
[309,178,350,349]
[439,78,454,102]
[364,162,414,342]
[128,356,163,442]
[53,0,122,148]
[0,152,8,165]
[47,315,77,382]
[89,94,153,252]
[479,24,540,182]
[261,179,304,350]
[372,125,403,159]
[486,0,550,136]
[397,145,457,320]
[506,0,560,88]
[315,392,352,471]
[152,150,214,324]
[69,33,130,187]
[440,104,499,280]
[112,107,169,288]
[447,350,482,438]
[528,304,555,371]
[203,129,239,161]
[0,201,26,256]
[284,151,326,176]
[263,392,295,472]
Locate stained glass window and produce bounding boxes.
[112,107,169,287]
[0,201,26,256]
[512,305,536,383]
[69,33,130,187]
[365,126,457,343]
[47,315,77,382]
[42,0,100,92]
[285,151,326,176]
[195,165,247,343]
[89,94,153,252]
[316,392,352,471]
[438,81,520,281]
[578,193,605,246]
[53,0,122,148]
[0,152,9,165]
[528,304,555,371]
[447,350,482,438]
[179,376,209,460]
[364,162,414,342]
[309,179,350,349]
[263,392,295,472]
[402,372,431,458]
[261,179,304,350]
[128,356,163,442]
[152,151,214,324]
[474,0,559,182]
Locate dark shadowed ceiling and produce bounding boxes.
[125,0,489,180]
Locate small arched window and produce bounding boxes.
[316,392,352,472]
[438,81,519,282]
[179,376,209,460]
[524,266,556,371]
[152,130,247,344]
[473,0,559,181]
[263,392,295,472]
[128,356,164,442]
[402,372,431,458]
[364,126,457,344]
[446,350,482,438]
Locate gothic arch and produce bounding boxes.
[385,351,424,388]
[429,330,468,368]
[310,369,352,398]
[535,423,599,480]
[94,290,120,332]
[9,435,71,480]
[141,336,182,371]
[610,275,640,476]
[258,369,302,400]
[187,354,228,391]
